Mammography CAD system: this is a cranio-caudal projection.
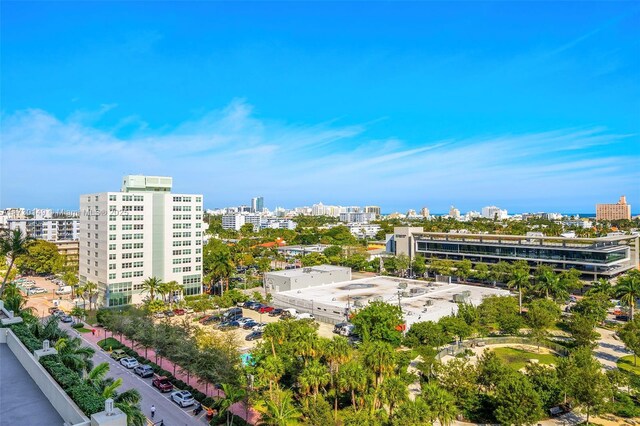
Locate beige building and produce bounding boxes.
[596,195,632,221]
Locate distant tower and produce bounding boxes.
[449,206,460,219]
[420,207,430,218]
[251,196,264,213]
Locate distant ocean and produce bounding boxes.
[381,213,640,218]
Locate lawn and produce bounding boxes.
[492,347,558,370]
[98,337,124,350]
[617,355,640,376]
[76,327,93,333]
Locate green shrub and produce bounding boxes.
[10,323,42,352]
[97,337,122,350]
[40,356,82,390]
[71,323,84,329]
[202,397,216,407]
[69,383,105,415]
[611,392,640,417]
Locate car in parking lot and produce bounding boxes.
[163,310,175,317]
[110,349,127,361]
[60,315,73,323]
[268,308,283,317]
[171,390,195,407]
[120,357,139,369]
[184,308,194,314]
[133,365,154,378]
[242,320,259,330]
[243,301,256,309]
[200,315,221,325]
[152,376,174,392]
[28,287,47,295]
[173,308,185,316]
[258,305,275,314]
[217,320,240,331]
[252,323,267,332]
[236,317,253,326]
[153,312,165,319]
[245,330,263,341]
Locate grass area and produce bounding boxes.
[617,355,640,376]
[76,327,93,333]
[98,337,123,350]
[492,347,558,370]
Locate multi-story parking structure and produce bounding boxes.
[390,227,639,281]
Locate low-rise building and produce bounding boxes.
[596,195,632,221]
[264,264,352,292]
[8,218,79,241]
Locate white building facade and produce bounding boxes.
[79,175,203,307]
[8,218,79,241]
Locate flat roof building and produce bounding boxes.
[596,195,632,221]
[390,227,639,280]
[264,264,351,293]
[79,175,203,307]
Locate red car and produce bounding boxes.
[258,306,275,313]
[152,376,174,392]
[173,308,185,315]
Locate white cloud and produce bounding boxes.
[1,100,638,212]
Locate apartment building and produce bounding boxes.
[8,218,79,241]
[596,195,632,221]
[79,175,203,307]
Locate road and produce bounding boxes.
[60,323,208,426]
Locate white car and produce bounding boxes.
[236,317,253,326]
[252,323,267,332]
[120,357,139,369]
[171,390,195,407]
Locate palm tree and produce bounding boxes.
[263,322,287,358]
[218,383,246,426]
[339,360,368,409]
[588,278,612,297]
[75,286,87,310]
[0,228,32,298]
[30,316,67,342]
[210,250,235,293]
[83,281,99,311]
[141,276,162,301]
[258,388,302,426]
[165,280,182,307]
[362,341,396,388]
[615,270,640,321]
[325,337,352,420]
[2,284,34,317]
[379,376,408,418]
[421,383,457,426]
[257,356,285,397]
[295,333,320,366]
[87,363,145,426]
[507,267,530,314]
[534,266,561,300]
[298,360,331,399]
[55,337,95,375]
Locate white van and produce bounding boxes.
[295,313,315,320]
[55,286,72,295]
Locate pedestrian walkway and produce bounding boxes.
[82,326,260,424]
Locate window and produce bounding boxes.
[196,248,201,254]
[122,253,132,259]
[134,205,143,211]
[95,252,98,257]
[133,243,143,249]
[183,215,192,220]
[173,223,182,229]
[195,215,202,220]
[109,225,116,230]
[183,206,191,212]
[196,223,202,229]
[122,215,132,221]
[195,257,202,263]
[94,196,99,201]
[183,197,191,202]
[94,243,99,248]
[109,195,117,201]
[183,223,192,229]
[87,197,91,202]
[122,234,132,240]
[134,215,143,220]
[87,259,90,265]
[109,254,116,260]
[196,206,202,211]
[134,224,143,230]
[134,195,144,201]
[122,195,133,201]
[109,264,116,270]
[173,241,182,247]
[133,283,144,290]
[173,215,181,220]
[95,224,99,230]
[122,262,132,269]
[122,206,132,211]
[173,267,181,273]
[109,273,116,279]
[183,249,191,255]
[173,206,182,211]
[173,259,182,264]
[133,261,143,268]
[173,196,182,202]
[133,271,143,277]
[87,268,91,273]
[183,266,191,272]
[94,261,98,267]
[195,240,201,246]
[122,224,132,230]
[133,252,143,258]
[122,272,132,278]
[134,234,143,239]
[182,257,191,264]
[87,250,91,256]
[173,232,181,238]
[109,215,117,221]
[109,244,116,250]
[122,243,132,249]
[183,240,192,246]
[95,233,99,239]
[196,197,202,202]
[87,233,91,238]
[173,250,182,256]
[109,234,116,241]
[196,231,202,237]
[183,232,191,238]
[195,265,202,271]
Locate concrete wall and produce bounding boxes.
[265,267,351,292]
[2,328,91,426]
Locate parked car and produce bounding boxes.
[133,365,154,378]
[28,287,46,295]
[258,305,275,314]
[48,307,60,314]
[110,349,127,361]
[152,376,173,392]
[268,308,283,317]
[153,312,166,319]
[201,315,221,325]
[245,330,263,341]
[171,390,195,407]
[243,301,257,309]
[173,308,185,316]
[242,320,259,330]
[184,308,194,314]
[218,320,240,331]
[60,315,73,323]
[236,317,253,326]
[252,323,267,332]
[163,310,175,317]
[295,313,315,320]
[245,301,261,310]
[251,304,265,312]
[120,357,139,369]
[222,307,243,321]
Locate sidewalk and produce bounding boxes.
[84,326,260,424]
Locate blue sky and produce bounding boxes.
[1,1,639,213]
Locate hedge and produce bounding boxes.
[10,323,42,352]
[68,382,106,415]
[40,356,82,391]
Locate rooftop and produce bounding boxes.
[0,345,64,426]
[267,264,350,278]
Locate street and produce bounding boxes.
[60,323,208,426]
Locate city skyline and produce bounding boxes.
[2,2,639,212]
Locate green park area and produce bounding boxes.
[492,347,559,370]
[617,355,640,376]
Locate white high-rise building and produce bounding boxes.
[79,175,204,307]
[9,218,79,241]
[482,206,508,220]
